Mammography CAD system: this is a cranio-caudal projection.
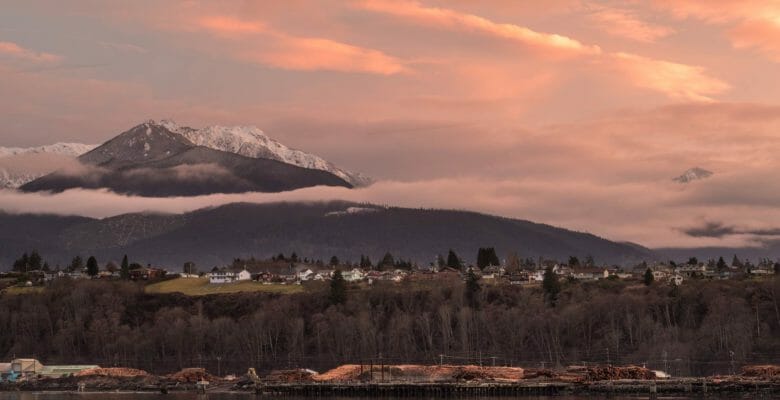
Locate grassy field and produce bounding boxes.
[144,277,305,296]
[1,286,45,295]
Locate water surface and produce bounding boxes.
[0,394,736,400]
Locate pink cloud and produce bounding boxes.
[729,19,780,62]
[654,0,780,62]
[197,15,407,75]
[358,0,602,57]
[0,41,61,64]
[356,1,727,101]
[588,6,675,43]
[608,52,730,102]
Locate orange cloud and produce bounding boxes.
[589,6,675,43]
[357,1,727,101]
[609,52,730,101]
[729,19,780,62]
[654,0,780,62]
[0,41,62,64]
[249,35,408,75]
[197,15,407,75]
[358,0,601,57]
[199,16,267,36]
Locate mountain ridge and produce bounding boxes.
[0,201,658,269]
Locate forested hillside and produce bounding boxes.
[1,278,778,377]
[0,201,656,268]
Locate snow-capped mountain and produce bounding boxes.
[21,120,356,197]
[0,143,97,189]
[158,120,372,187]
[673,167,713,183]
[0,143,96,158]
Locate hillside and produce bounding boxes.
[0,201,656,268]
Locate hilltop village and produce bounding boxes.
[2,248,779,293]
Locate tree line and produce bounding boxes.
[0,275,778,377]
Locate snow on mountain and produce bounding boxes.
[0,143,97,158]
[673,167,713,183]
[156,120,372,187]
[0,171,42,189]
[0,144,97,189]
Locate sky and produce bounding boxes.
[2,0,780,250]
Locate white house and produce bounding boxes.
[297,269,314,281]
[342,268,366,282]
[669,274,684,286]
[209,269,251,284]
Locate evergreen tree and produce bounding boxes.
[329,256,340,267]
[476,248,500,269]
[732,254,743,268]
[28,250,42,271]
[290,252,298,262]
[12,253,29,272]
[120,255,130,280]
[643,268,654,286]
[329,269,347,305]
[42,262,50,272]
[464,268,481,308]
[568,256,580,267]
[716,256,728,271]
[542,266,560,306]
[378,252,395,271]
[436,254,445,269]
[446,250,462,269]
[69,256,83,273]
[687,257,699,266]
[86,256,99,277]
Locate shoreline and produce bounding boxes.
[2,378,779,396]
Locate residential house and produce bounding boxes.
[209,268,251,284]
[676,264,706,278]
[342,268,366,282]
[297,269,315,281]
[129,267,166,280]
[571,267,609,281]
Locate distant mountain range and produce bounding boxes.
[0,143,98,189]
[15,120,369,196]
[673,167,713,183]
[0,201,657,269]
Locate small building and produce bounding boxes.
[342,268,366,282]
[669,274,684,286]
[10,359,44,377]
[297,269,315,281]
[129,267,166,280]
[209,268,251,284]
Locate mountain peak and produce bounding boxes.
[78,121,194,167]
[673,167,713,183]
[160,121,372,187]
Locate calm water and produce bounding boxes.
[0,394,738,400]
